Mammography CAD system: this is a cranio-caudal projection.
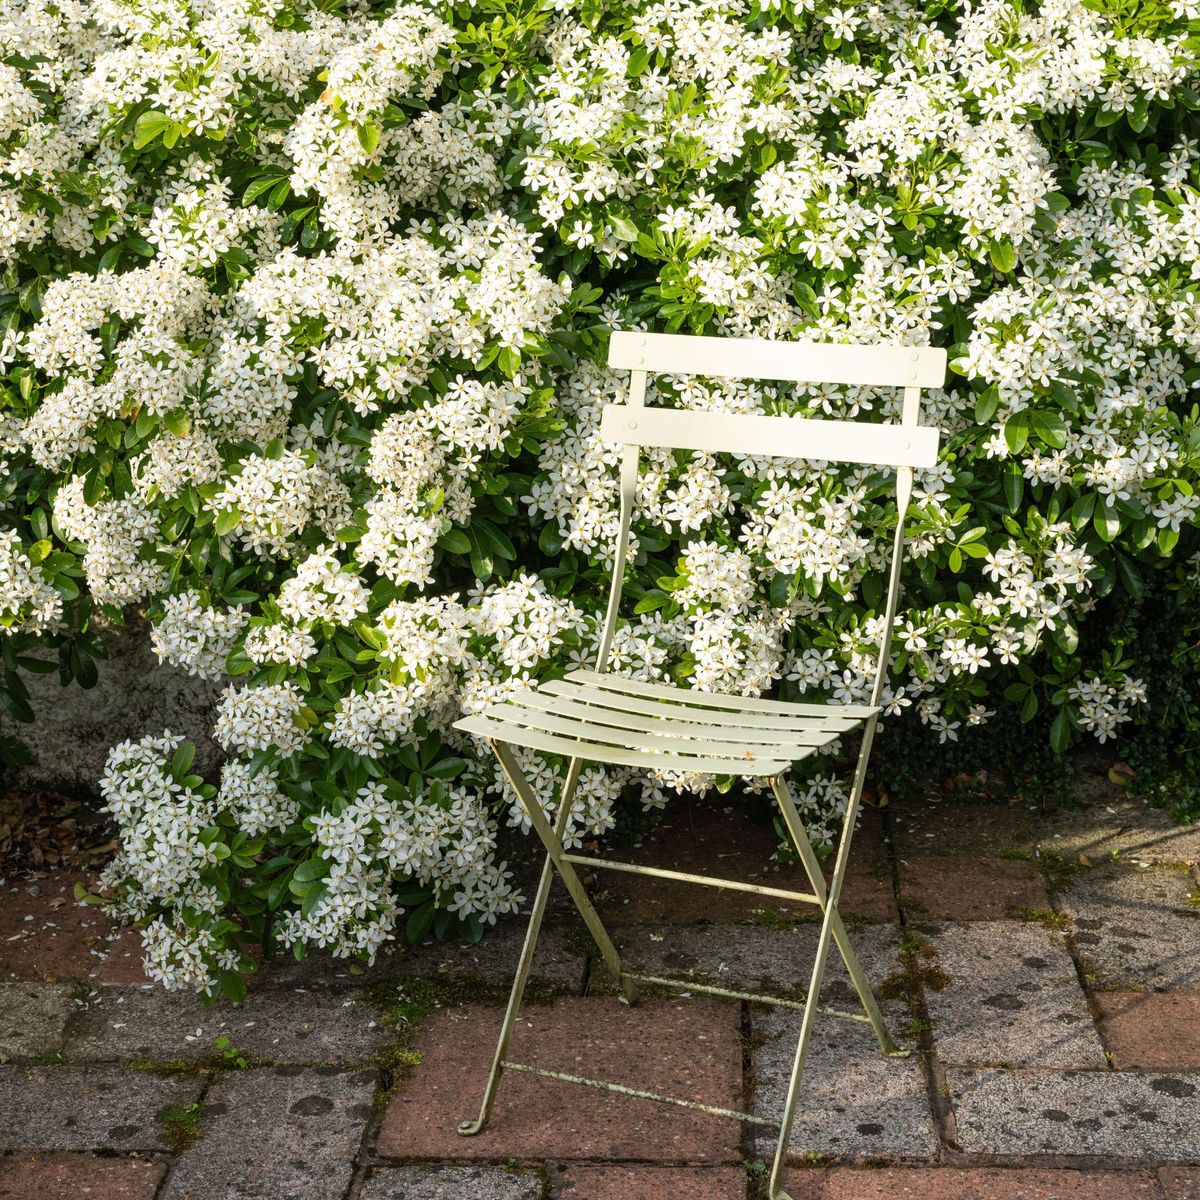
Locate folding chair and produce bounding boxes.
[454,331,946,1200]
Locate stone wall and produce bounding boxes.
[8,617,222,794]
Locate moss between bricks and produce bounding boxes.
[878,928,947,1040]
[160,1101,204,1153]
[1011,906,1071,929]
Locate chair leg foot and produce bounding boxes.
[457,1118,486,1137]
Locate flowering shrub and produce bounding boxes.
[2,0,1199,995]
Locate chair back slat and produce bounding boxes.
[608,330,947,388]
[599,404,940,468]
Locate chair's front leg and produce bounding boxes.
[767,719,885,1200]
[769,772,904,1057]
[458,753,584,1136]
[492,740,637,1003]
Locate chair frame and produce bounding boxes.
[455,330,946,1200]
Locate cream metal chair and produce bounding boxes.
[454,330,946,1200]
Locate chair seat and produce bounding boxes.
[453,668,878,778]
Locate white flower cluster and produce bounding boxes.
[0,530,62,635]
[6,0,1197,990]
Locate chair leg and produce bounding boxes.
[767,722,893,1199]
[491,740,637,1004]
[458,756,583,1136]
[766,897,839,1200]
[769,773,905,1058]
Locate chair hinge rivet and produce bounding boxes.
[628,420,638,430]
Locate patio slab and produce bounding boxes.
[0,1066,203,1152]
[749,1007,937,1159]
[890,800,1044,859]
[949,1068,1200,1159]
[611,921,903,1006]
[897,856,1049,921]
[0,874,114,983]
[0,1154,167,1200]
[0,982,75,1060]
[552,1164,747,1198]
[923,922,1105,1067]
[63,983,388,1065]
[1058,866,1200,991]
[784,1165,1165,1198]
[1038,800,1200,866]
[1096,993,1200,1069]
[161,1066,376,1200]
[378,996,743,1162]
[360,1165,544,1199]
[593,801,894,924]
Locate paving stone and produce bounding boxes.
[611,922,903,1009]
[784,1165,1165,1199]
[0,1066,203,1152]
[378,996,743,1161]
[1058,866,1200,991]
[0,873,114,983]
[1097,993,1200,1069]
[890,799,1045,859]
[385,921,585,988]
[162,1066,375,1200]
[593,801,894,923]
[1039,799,1200,866]
[1162,1166,1200,1198]
[0,1153,167,1200]
[924,923,1105,1068]
[898,856,1049,921]
[552,1164,746,1198]
[63,983,387,1065]
[361,1164,543,1199]
[0,982,75,1060]
[749,1007,937,1159]
[949,1067,1200,1158]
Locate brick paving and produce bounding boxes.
[4,783,1200,1198]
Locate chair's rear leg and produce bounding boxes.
[458,755,584,1136]
[492,740,637,1004]
[769,772,904,1057]
[766,901,838,1200]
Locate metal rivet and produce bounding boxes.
[637,335,647,347]
[902,439,911,450]
[627,420,638,430]
[909,370,918,381]
[911,352,920,362]
[636,355,645,366]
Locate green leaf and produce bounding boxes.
[243,174,287,205]
[171,741,196,776]
[214,506,241,536]
[988,238,1017,273]
[406,901,435,944]
[1049,707,1073,754]
[425,756,468,779]
[133,111,173,150]
[357,121,381,154]
[1002,411,1030,455]
[1002,461,1024,512]
[608,211,639,242]
[1030,410,1068,450]
[1093,500,1120,543]
[438,528,471,554]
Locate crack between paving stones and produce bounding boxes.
[1046,865,1117,1072]
[887,803,960,1163]
[152,1070,213,1200]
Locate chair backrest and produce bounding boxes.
[595,330,947,708]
